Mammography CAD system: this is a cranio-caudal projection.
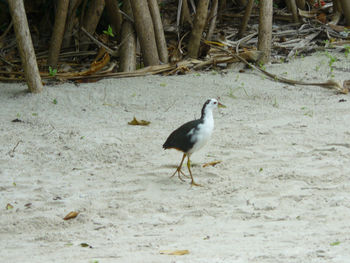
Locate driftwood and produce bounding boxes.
[287,30,321,59]
[210,44,348,94]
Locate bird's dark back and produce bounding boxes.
[163,119,202,153]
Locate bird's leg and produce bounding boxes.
[187,156,202,187]
[170,153,188,182]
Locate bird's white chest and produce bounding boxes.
[187,116,214,154]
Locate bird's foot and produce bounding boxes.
[190,180,203,187]
[170,168,188,182]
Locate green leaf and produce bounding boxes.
[48,66,57,77]
[103,25,114,37]
[330,241,340,246]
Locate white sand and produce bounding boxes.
[1,51,350,262]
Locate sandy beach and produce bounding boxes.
[1,51,350,262]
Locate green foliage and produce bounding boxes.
[323,39,336,49]
[103,25,114,37]
[52,98,57,105]
[258,61,266,70]
[301,106,313,117]
[324,51,337,74]
[228,83,248,99]
[48,66,57,77]
[272,97,279,108]
[344,45,350,58]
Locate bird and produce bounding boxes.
[163,98,224,186]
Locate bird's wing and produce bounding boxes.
[163,119,202,152]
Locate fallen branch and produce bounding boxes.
[209,44,348,94]
[80,27,118,56]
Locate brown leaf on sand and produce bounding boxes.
[342,80,350,94]
[63,211,79,220]
[160,250,189,255]
[202,160,222,167]
[128,117,150,126]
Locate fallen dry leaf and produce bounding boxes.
[80,242,92,248]
[202,160,222,167]
[128,117,150,126]
[89,52,110,74]
[342,80,350,94]
[160,250,189,255]
[63,211,79,220]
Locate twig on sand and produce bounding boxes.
[8,140,22,157]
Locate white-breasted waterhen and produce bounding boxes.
[163,98,224,186]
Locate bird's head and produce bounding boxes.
[206,98,225,109]
[201,98,225,118]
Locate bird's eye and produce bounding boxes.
[214,102,217,104]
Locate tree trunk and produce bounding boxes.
[236,0,247,7]
[258,0,273,64]
[296,0,305,9]
[48,0,69,68]
[130,0,159,66]
[187,0,209,58]
[286,0,299,23]
[180,0,193,27]
[218,0,226,23]
[237,0,254,39]
[339,0,350,26]
[206,0,218,40]
[333,0,342,13]
[147,0,168,63]
[119,0,137,72]
[81,0,105,50]
[62,0,83,48]
[8,0,43,93]
[105,0,123,43]
[330,0,341,25]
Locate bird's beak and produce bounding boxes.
[218,102,226,108]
